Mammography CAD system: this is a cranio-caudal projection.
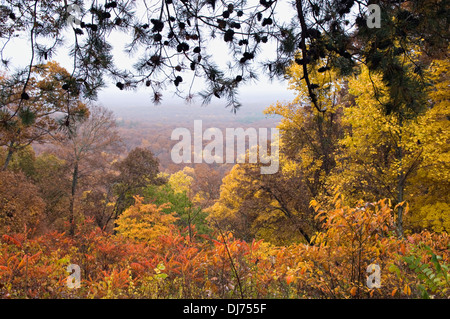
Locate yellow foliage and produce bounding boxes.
[264,62,343,203]
[418,202,450,233]
[330,60,449,231]
[114,195,178,242]
[206,165,249,228]
[168,167,194,194]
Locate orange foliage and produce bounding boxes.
[0,199,448,299]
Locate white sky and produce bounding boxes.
[1,1,297,113]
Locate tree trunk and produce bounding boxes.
[294,0,323,113]
[69,161,79,236]
[187,189,193,242]
[297,224,311,244]
[188,206,193,241]
[396,117,404,237]
[2,141,15,170]
[397,177,404,237]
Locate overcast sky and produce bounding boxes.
[1,1,297,114]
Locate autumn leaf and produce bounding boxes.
[403,284,411,296]
[400,244,406,255]
[391,288,398,297]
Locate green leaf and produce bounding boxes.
[418,284,429,299]
[155,273,168,279]
[157,263,165,271]
[388,264,400,276]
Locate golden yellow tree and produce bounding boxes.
[206,164,259,241]
[330,58,449,233]
[264,61,345,201]
[207,59,347,244]
[168,166,194,195]
[406,59,450,232]
[114,195,178,242]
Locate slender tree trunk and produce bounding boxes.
[110,191,127,235]
[397,177,404,236]
[188,206,193,241]
[187,187,193,241]
[396,117,404,237]
[297,224,311,244]
[2,141,15,170]
[295,0,323,113]
[69,161,79,236]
